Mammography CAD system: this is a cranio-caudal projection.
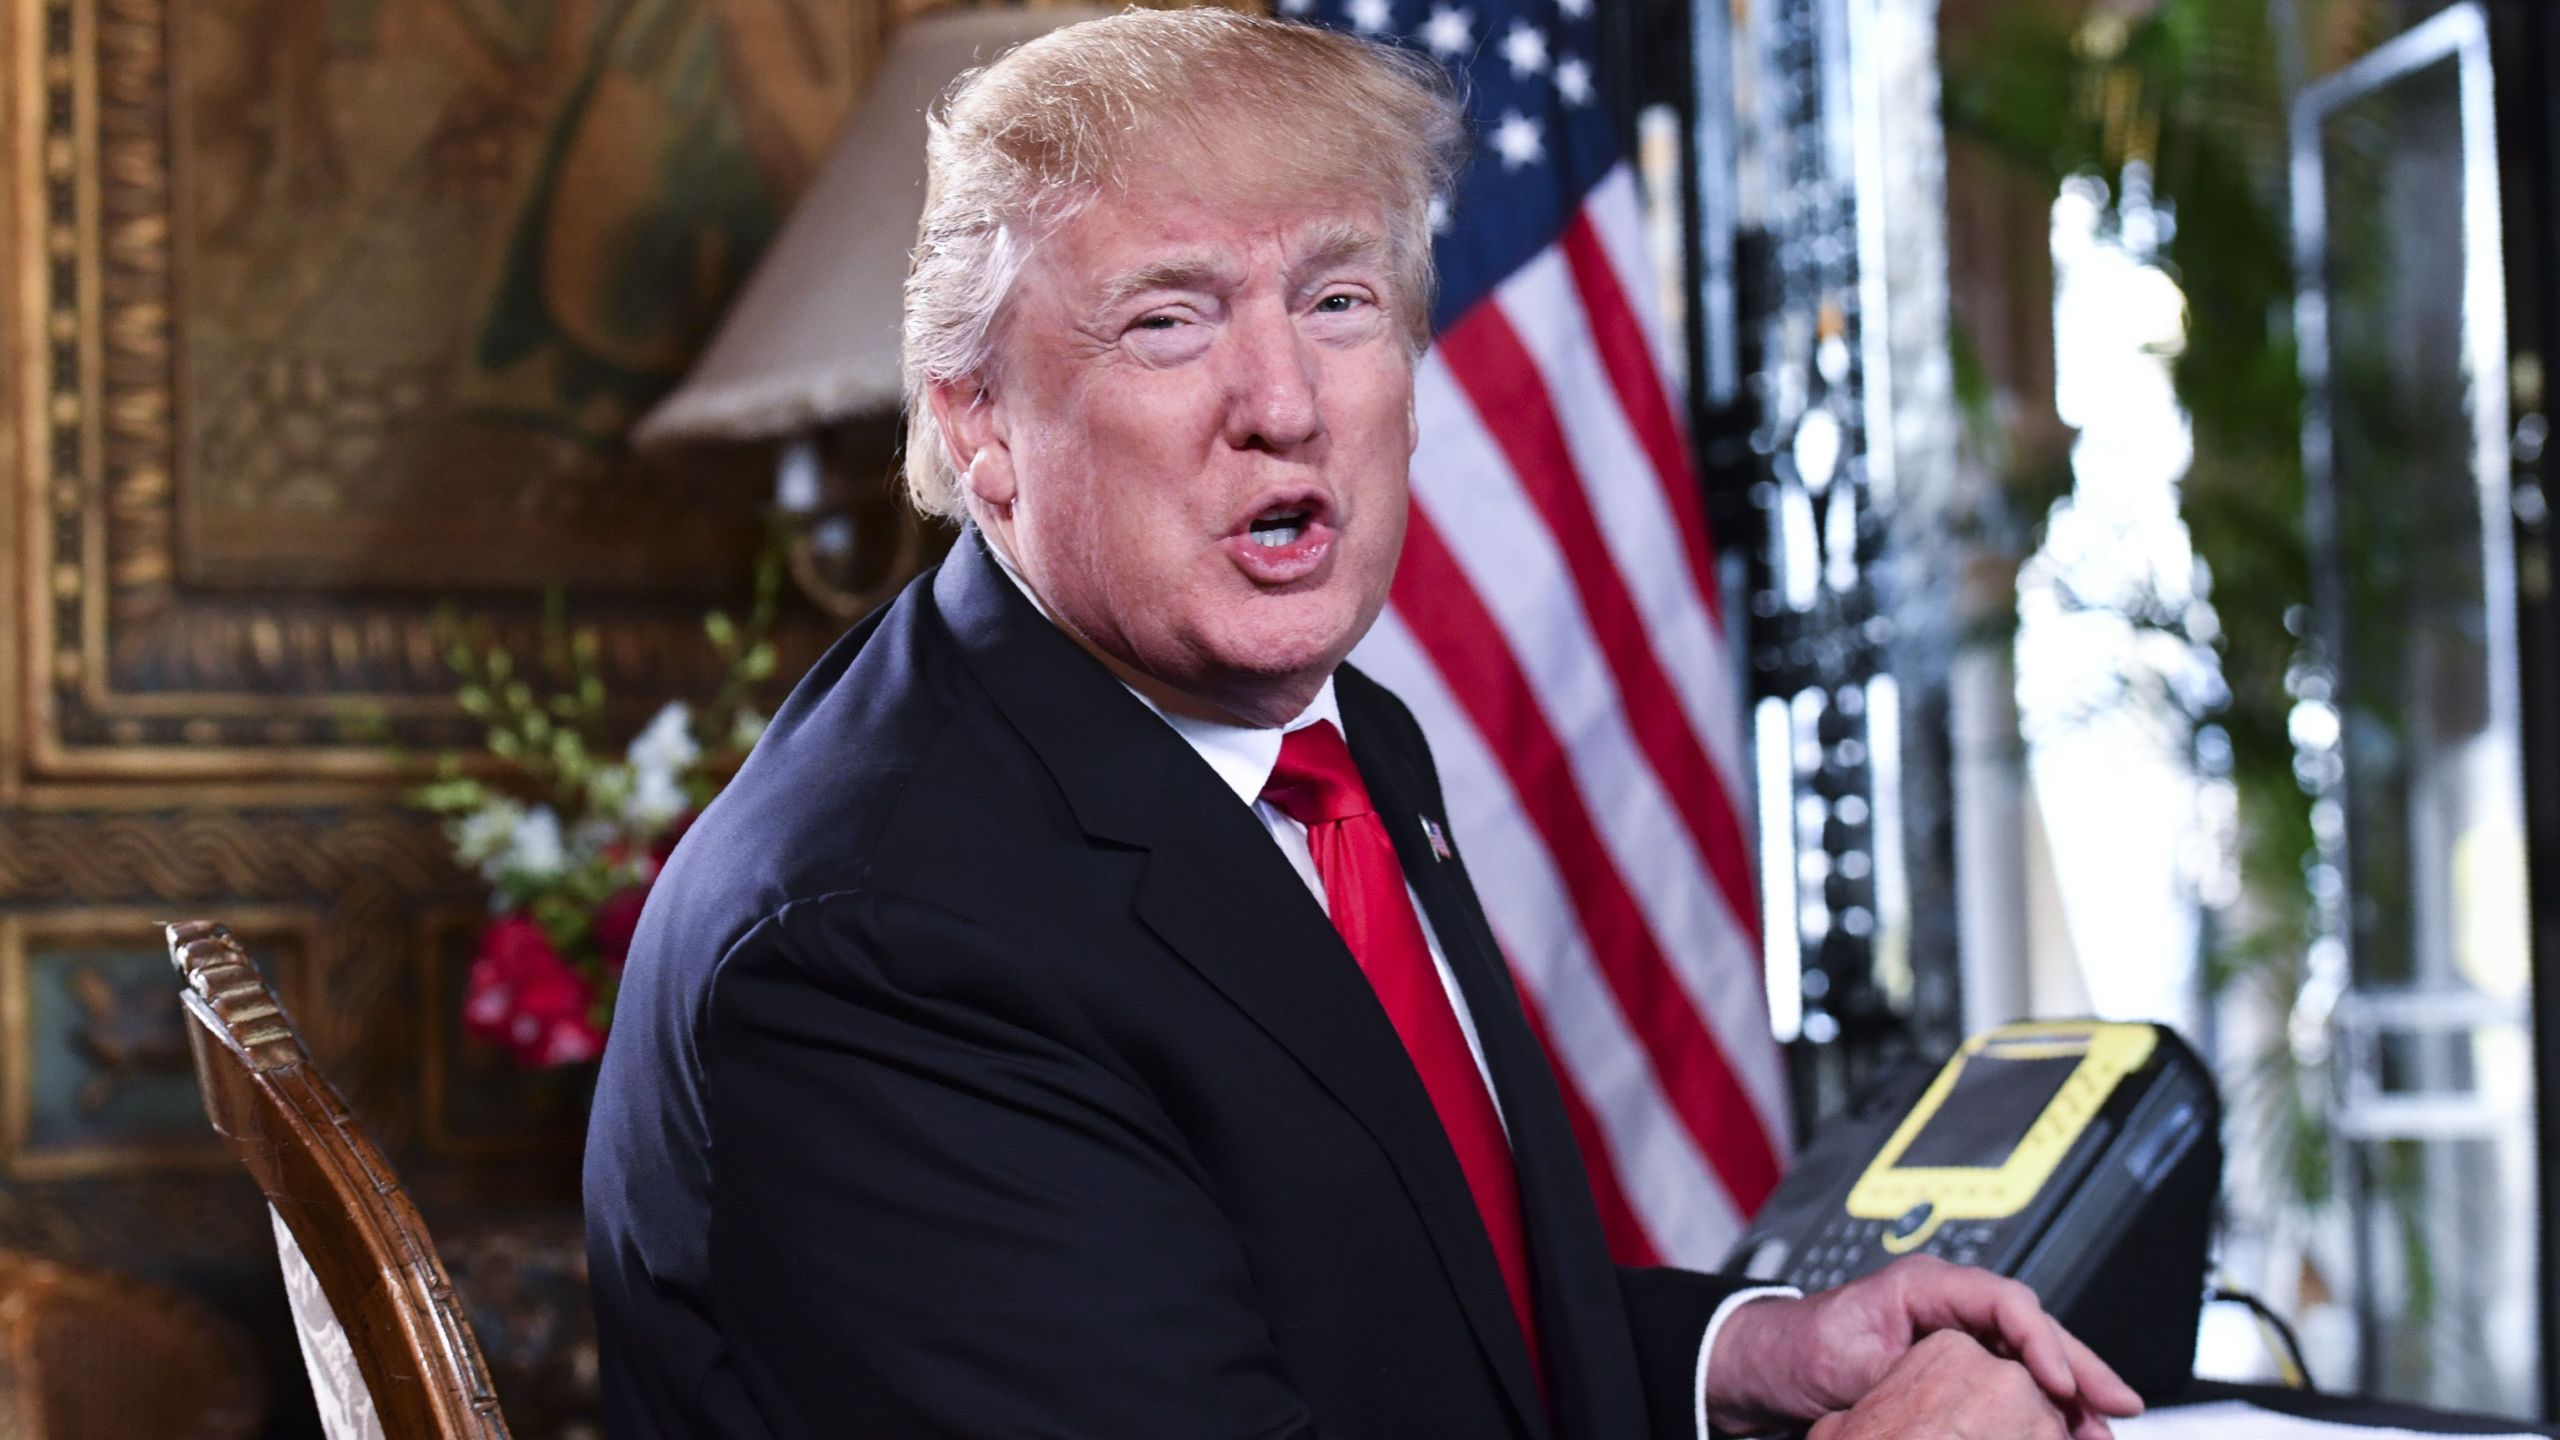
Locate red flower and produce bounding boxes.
[462,914,604,1069]
[593,884,651,974]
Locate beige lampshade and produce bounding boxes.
[633,4,1107,449]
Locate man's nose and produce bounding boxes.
[1225,304,1324,453]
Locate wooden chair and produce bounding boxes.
[167,920,512,1440]
[0,1249,266,1440]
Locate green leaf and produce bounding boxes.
[411,777,490,812]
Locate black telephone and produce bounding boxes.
[1724,1020,2221,1400]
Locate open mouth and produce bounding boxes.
[1247,505,1313,549]
[1226,490,1334,582]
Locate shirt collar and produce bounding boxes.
[984,532,1341,805]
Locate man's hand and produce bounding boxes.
[1703,1255,2142,1440]
[1805,1331,2079,1440]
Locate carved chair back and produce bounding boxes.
[166,920,512,1440]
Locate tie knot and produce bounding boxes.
[1261,721,1375,826]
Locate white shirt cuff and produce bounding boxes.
[1693,1285,1802,1440]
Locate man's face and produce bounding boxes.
[936,160,1419,726]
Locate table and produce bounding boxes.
[2165,1380,2558,1436]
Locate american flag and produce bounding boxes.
[1298,0,1794,1263]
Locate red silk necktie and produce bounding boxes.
[1261,721,1541,1385]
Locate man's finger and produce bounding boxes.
[1807,1411,1847,1440]
[1907,1270,2084,1404]
[1900,1263,2144,1420]
[2068,1398,2120,1440]
[1986,1345,2080,1440]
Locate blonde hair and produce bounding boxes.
[900,7,1466,520]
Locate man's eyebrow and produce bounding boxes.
[1091,225,1390,311]
[1099,254,1240,310]
[1294,221,1392,278]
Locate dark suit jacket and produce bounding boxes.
[584,530,1751,1440]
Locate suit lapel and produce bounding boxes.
[1341,675,1652,1440]
[933,535,1551,1439]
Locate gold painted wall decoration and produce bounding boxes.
[15,0,873,781]
[2,5,899,1421]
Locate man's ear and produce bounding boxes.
[927,375,1017,512]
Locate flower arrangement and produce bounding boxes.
[418,560,780,1069]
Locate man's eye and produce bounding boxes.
[1133,314,1183,331]
[1315,294,1364,313]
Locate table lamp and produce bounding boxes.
[635,4,1107,617]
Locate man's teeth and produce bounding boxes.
[1249,513,1309,547]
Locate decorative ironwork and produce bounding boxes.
[1723,0,1902,1112]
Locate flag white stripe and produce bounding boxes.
[1489,252,1784,1126]
[1536,187,1786,1131]
[1582,168,1684,403]
[1490,255,1751,791]
[1355,609,1749,1265]
[1409,355,1792,1130]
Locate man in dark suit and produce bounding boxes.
[585,11,2140,1439]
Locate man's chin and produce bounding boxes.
[1188,634,1366,724]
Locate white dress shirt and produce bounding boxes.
[986,545,1789,1437]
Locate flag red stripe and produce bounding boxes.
[1436,304,1762,935]
[1516,985,1662,1266]
[1560,211,1723,626]
[1391,510,1785,1208]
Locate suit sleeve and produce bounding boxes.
[1622,1266,1734,1439]
[1621,1268,1801,1440]
[703,888,1325,1440]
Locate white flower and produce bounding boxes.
[624,702,701,828]
[730,705,768,752]
[630,701,700,773]
[627,767,688,829]
[451,799,527,882]
[506,805,568,881]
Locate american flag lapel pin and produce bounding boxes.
[1420,815,1453,862]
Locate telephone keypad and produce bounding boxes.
[1789,1218,2007,1290]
